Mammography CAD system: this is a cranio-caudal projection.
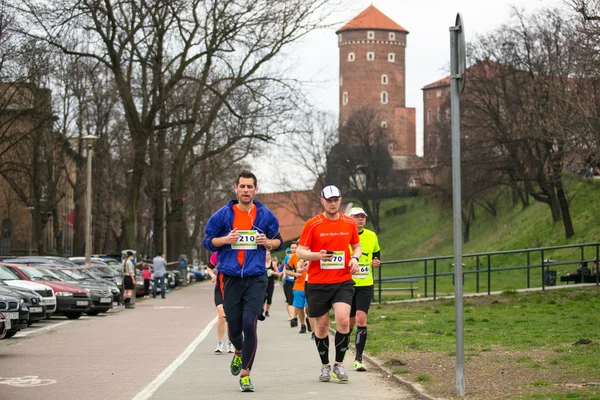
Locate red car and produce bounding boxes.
[1,263,92,320]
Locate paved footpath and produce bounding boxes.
[0,281,417,400]
[142,284,416,400]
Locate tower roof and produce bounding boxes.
[336,5,408,34]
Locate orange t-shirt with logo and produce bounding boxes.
[288,254,307,291]
[298,213,360,284]
[233,205,257,266]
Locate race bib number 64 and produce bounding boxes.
[232,230,258,250]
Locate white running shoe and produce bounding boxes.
[227,342,235,353]
[214,342,225,353]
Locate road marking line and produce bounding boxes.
[15,321,72,337]
[132,316,218,400]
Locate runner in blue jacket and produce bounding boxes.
[203,171,282,392]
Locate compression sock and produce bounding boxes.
[334,331,350,363]
[315,335,330,365]
[354,326,368,362]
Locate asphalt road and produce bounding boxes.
[0,281,418,400]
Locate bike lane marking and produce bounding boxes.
[131,315,218,400]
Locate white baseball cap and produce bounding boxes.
[321,185,342,199]
[349,207,368,217]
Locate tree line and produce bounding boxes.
[0,0,338,260]
[426,2,600,242]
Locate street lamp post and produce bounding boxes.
[161,188,168,259]
[83,135,98,264]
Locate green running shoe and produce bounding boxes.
[353,360,367,372]
[239,375,255,392]
[230,353,243,376]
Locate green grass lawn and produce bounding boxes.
[361,286,600,399]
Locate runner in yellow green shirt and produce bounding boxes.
[348,207,381,372]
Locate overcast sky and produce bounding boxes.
[255,0,565,192]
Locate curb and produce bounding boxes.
[329,326,445,400]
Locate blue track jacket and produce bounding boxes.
[203,200,282,277]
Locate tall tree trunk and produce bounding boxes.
[553,165,574,238]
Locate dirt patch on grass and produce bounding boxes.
[372,346,600,399]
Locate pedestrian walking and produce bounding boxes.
[347,207,381,372]
[296,185,361,383]
[152,252,167,299]
[142,265,152,299]
[122,251,136,309]
[203,170,283,392]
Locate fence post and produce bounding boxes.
[541,249,545,291]
[378,260,382,304]
[526,251,531,288]
[433,259,437,300]
[424,260,428,298]
[476,255,480,294]
[487,254,491,295]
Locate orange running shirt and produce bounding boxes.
[298,213,360,284]
[233,205,257,267]
[288,254,307,291]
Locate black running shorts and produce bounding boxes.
[214,284,223,307]
[283,280,294,304]
[350,285,374,317]
[305,279,355,318]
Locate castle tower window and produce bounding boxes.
[340,76,343,86]
[388,143,394,152]
[381,74,388,85]
[427,109,432,125]
[343,92,348,105]
[348,52,355,62]
[367,31,375,40]
[436,89,442,97]
[338,34,343,43]
[367,52,375,61]
[436,107,441,121]
[389,32,396,41]
[427,91,432,99]
[388,53,395,62]
[381,91,388,104]
[381,121,387,128]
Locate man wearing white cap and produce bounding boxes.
[296,185,362,383]
[347,206,381,372]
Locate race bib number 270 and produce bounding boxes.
[320,251,345,269]
[232,230,258,250]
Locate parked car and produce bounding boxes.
[43,268,115,316]
[71,267,121,307]
[0,312,8,339]
[0,283,46,325]
[0,293,28,338]
[0,263,57,317]
[1,262,90,319]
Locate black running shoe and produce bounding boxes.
[306,317,312,332]
[299,325,307,334]
[290,317,298,328]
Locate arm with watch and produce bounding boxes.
[296,244,361,274]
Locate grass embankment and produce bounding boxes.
[367,177,600,299]
[345,177,600,398]
[364,286,600,399]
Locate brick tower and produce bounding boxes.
[337,5,417,167]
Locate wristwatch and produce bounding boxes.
[351,256,360,262]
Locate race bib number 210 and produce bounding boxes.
[232,230,258,250]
